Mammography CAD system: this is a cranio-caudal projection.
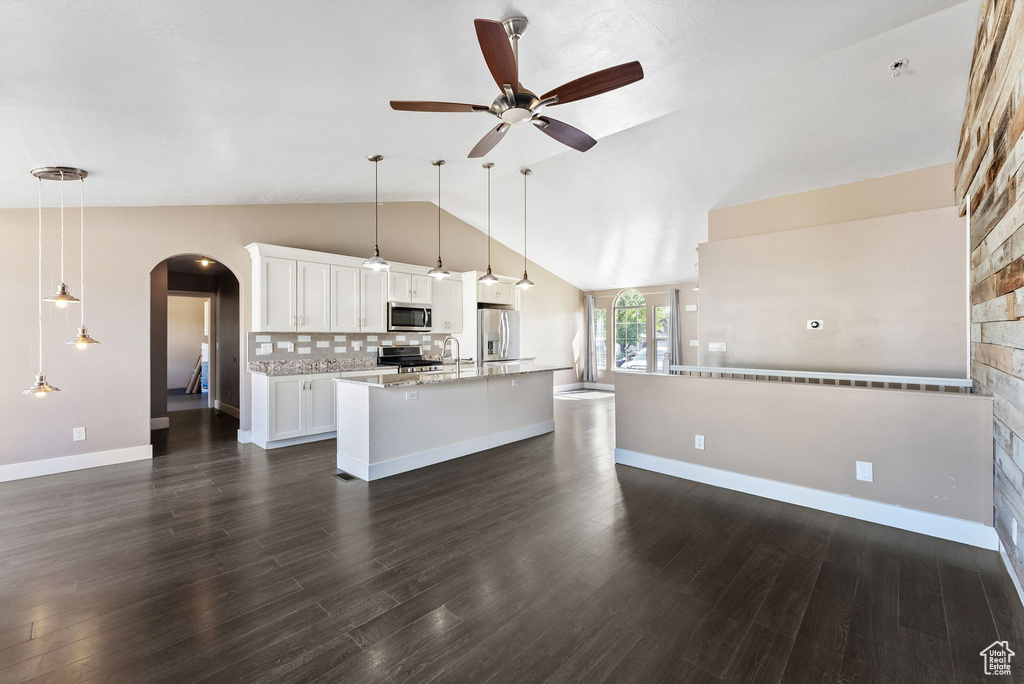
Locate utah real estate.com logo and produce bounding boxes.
[981,641,1015,677]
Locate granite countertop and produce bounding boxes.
[333,363,572,388]
[248,357,478,377]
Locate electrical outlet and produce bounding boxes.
[694,435,704,450]
[512,378,521,386]
[406,391,418,401]
[856,461,873,482]
[708,342,727,352]
[73,427,86,442]
[807,320,824,330]
[259,343,272,354]
[1014,518,1019,546]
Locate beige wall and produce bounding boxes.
[707,162,955,241]
[0,201,581,468]
[698,207,967,377]
[584,282,699,386]
[166,296,207,390]
[615,372,993,525]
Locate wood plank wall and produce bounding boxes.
[958,0,1024,584]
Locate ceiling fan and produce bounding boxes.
[390,16,644,158]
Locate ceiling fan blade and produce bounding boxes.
[390,101,489,113]
[541,61,644,105]
[468,123,509,158]
[533,116,597,152]
[475,19,518,92]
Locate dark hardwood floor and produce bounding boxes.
[1,394,1021,683]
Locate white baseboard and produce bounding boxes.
[150,417,169,430]
[214,401,240,418]
[256,431,335,450]
[614,448,999,550]
[237,429,252,444]
[339,421,555,481]
[555,383,583,393]
[584,383,614,391]
[1000,541,1024,608]
[0,445,152,483]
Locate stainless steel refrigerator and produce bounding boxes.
[478,309,521,363]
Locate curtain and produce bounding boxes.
[668,288,683,372]
[583,295,597,382]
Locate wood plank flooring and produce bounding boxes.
[0,394,1020,683]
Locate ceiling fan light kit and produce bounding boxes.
[390,16,643,157]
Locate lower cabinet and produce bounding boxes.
[251,369,397,448]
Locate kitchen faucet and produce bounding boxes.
[442,337,460,378]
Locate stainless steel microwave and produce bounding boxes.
[388,303,432,332]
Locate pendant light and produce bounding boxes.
[38,168,84,308]
[426,160,451,280]
[362,154,390,271]
[479,162,499,284]
[195,256,216,267]
[67,176,100,350]
[24,173,61,397]
[516,168,535,289]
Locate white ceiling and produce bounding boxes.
[0,0,977,290]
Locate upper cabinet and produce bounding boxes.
[478,280,515,306]
[432,278,464,334]
[248,244,450,333]
[389,271,431,304]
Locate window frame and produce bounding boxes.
[613,289,649,372]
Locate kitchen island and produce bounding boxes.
[334,363,572,480]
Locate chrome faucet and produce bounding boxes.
[442,337,460,378]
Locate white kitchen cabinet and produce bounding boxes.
[389,271,432,304]
[478,280,515,306]
[331,265,361,331]
[307,375,338,435]
[432,278,464,334]
[360,269,389,332]
[267,376,305,441]
[260,257,297,331]
[296,261,330,332]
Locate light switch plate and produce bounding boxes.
[856,461,873,482]
[694,435,704,450]
[807,320,824,330]
[260,343,273,354]
[73,427,86,441]
[708,342,727,352]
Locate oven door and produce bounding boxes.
[388,304,432,332]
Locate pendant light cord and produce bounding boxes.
[437,164,442,260]
[59,170,65,285]
[523,172,528,271]
[374,159,379,251]
[37,178,43,373]
[79,178,85,324]
[486,165,492,268]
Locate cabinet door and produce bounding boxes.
[477,281,497,305]
[261,257,296,331]
[431,279,448,333]
[331,265,361,332]
[361,269,389,332]
[410,275,432,304]
[268,377,305,441]
[389,272,412,303]
[448,279,464,333]
[306,375,338,435]
[498,281,515,303]
[296,261,330,332]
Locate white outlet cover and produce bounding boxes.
[73,427,86,441]
[708,342,727,352]
[260,343,273,354]
[406,391,418,400]
[856,461,873,482]
[512,378,520,386]
[807,320,824,330]
[695,435,704,450]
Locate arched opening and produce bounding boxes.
[149,253,242,455]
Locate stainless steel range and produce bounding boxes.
[377,345,443,374]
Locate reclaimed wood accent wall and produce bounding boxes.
[958,0,1024,583]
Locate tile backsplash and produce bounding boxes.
[249,331,445,362]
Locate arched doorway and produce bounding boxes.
[150,253,242,455]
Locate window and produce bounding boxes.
[614,289,647,370]
[655,306,669,372]
[594,309,608,370]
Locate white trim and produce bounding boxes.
[0,445,152,483]
[341,421,554,481]
[255,431,335,450]
[614,448,999,550]
[214,400,240,418]
[1000,540,1024,608]
[584,382,615,392]
[150,417,170,430]
[667,365,972,388]
[555,383,583,392]
[237,429,252,444]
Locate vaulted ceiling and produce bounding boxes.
[0,0,977,289]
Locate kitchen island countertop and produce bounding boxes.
[333,363,571,388]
